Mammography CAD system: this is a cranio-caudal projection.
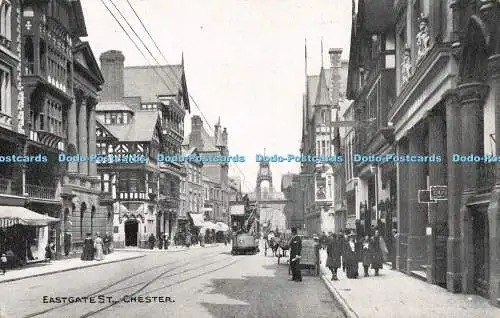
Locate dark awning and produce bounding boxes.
[0,206,60,227]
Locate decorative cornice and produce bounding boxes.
[455,82,489,104]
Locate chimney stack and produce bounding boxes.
[189,115,203,148]
[214,118,221,147]
[100,50,125,102]
[222,128,228,147]
[329,48,343,107]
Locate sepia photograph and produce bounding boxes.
[0,0,499,317]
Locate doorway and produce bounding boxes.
[124,220,139,247]
[472,208,489,298]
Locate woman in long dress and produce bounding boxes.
[94,233,104,261]
[81,233,94,261]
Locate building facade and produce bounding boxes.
[281,173,304,229]
[345,0,500,306]
[0,0,106,258]
[185,116,229,224]
[346,0,397,241]
[179,146,204,233]
[301,46,349,235]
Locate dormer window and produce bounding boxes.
[104,112,129,124]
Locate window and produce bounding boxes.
[0,70,10,114]
[101,173,110,193]
[104,112,128,124]
[97,142,107,155]
[0,1,11,41]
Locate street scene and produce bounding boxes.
[1,0,500,317]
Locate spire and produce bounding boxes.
[304,38,308,91]
[314,66,330,106]
[216,116,220,126]
[181,51,184,66]
[321,37,324,68]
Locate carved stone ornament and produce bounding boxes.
[456,82,489,104]
[416,13,430,63]
[400,45,413,86]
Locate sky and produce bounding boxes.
[83,0,352,192]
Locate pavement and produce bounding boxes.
[318,249,500,318]
[0,244,344,318]
[0,252,145,284]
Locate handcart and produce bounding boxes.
[288,238,319,276]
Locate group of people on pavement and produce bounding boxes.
[322,229,388,280]
[148,232,170,250]
[80,232,113,261]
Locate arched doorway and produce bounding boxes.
[124,219,139,247]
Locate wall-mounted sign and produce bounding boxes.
[430,186,447,200]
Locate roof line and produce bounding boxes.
[124,64,182,69]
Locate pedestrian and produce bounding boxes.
[371,230,388,276]
[392,229,398,269]
[185,232,192,248]
[341,231,349,272]
[164,233,169,250]
[345,234,358,279]
[320,231,328,250]
[45,240,55,262]
[81,232,94,261]
[326,233,341,280]
[158,232,164,250]
[1,253,7,275]
[94,233,104,261]
[289,227,302,282]
[148,233,156,250]
[361,235,372,277]
[103,232,111,255]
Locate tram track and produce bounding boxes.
[79,256,244,317]
[21,249,225,318]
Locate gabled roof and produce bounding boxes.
[314,67,330,106]
[73,41,104,86]
[96,118,118,141]
[105,111,162,142]
[96,101,135,113]
[124,64,190,112]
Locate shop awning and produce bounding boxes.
[216,222,229,232]
[0,206,60,227]
[202,221,218,230]
[230,205,245,216]
[189,213,205,227]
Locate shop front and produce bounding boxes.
[0,206,60,266]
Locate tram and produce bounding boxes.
[231,198,259,255]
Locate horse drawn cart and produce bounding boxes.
[288,238,320,276]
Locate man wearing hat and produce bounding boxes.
[289,227,302,282]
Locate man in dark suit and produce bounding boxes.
[289,227,302,282]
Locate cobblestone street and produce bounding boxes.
[0,245,344,318]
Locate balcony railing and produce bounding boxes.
[0,177,22,196]
[26,184,57,200]
[478,163,495,191]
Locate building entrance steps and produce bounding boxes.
[0,252,145,284]
[318,249,500,318]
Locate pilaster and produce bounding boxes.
[396,138,409,272]
[407,124,428,272]
[78,92,88,175]
[443,89,463,292]
[67,96,78,173]
[87,97,97,177]
[486,53,500,307]
[427,109,448,285]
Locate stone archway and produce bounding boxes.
[124,217,139,247]
[256,162,273,201]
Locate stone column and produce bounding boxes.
[486,54,500,306]
[427,109,448,285]
[407,124,428,272]
[456,82,489,293]
[396,138,409,272]
[443,89,463,292]
[87,98,97,177]
[78,94,88,175]
[67,97,78,173]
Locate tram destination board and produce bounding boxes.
[430,185,447,200]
